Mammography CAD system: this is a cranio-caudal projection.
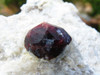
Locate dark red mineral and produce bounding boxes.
[25,22,72,60]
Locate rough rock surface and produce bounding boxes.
[0,0,100,75]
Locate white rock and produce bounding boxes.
[0,0,100,75]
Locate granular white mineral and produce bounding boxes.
[0,0,100,75]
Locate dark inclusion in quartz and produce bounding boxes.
[25,22,72,60]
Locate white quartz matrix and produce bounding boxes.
[0,0,100,75]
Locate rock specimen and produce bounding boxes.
[0,0,100,75]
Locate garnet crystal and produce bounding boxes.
[25,22,72,60]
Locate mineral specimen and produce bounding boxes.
[25,22,72,60]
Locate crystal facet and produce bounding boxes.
[25,22,72,60]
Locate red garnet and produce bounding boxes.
[24,22,72,60]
